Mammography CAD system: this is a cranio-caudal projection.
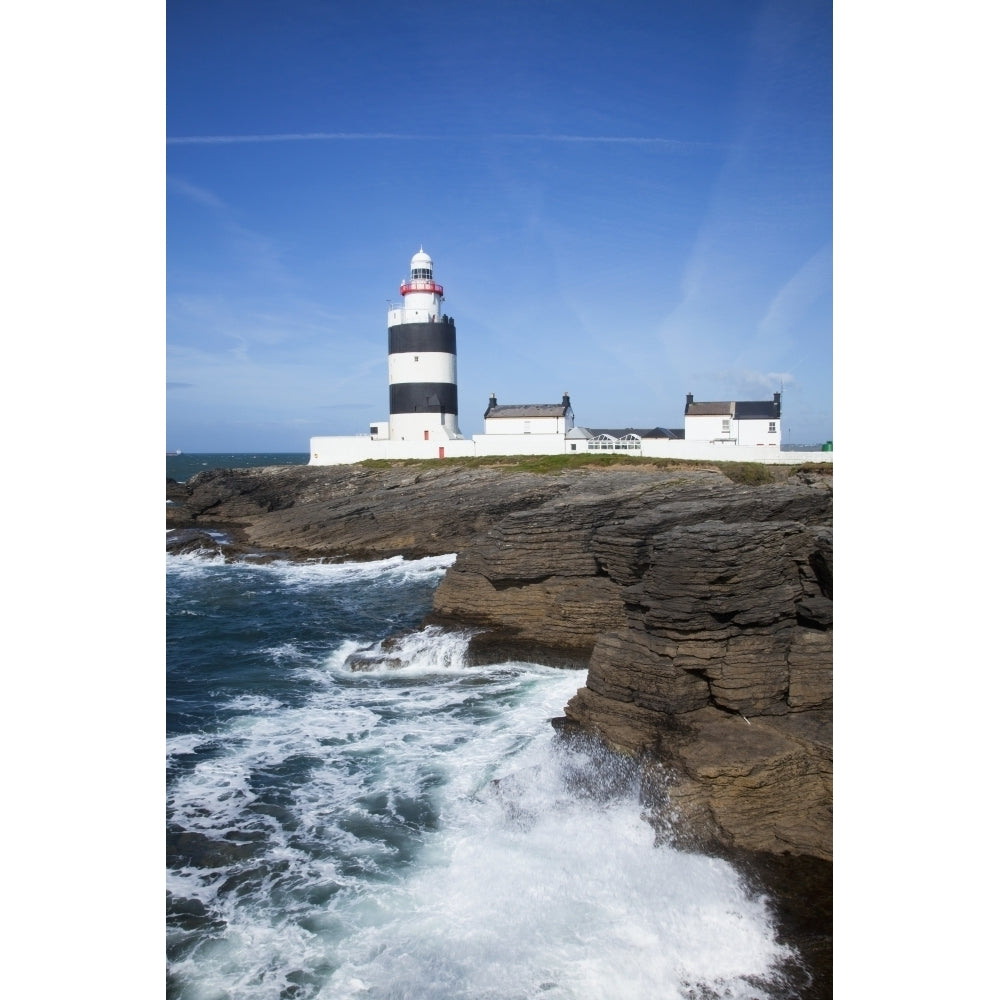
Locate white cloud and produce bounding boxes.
[167,176,227,209]
[757,244,831,341]
[726,369,796,394]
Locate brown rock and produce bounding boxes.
[166,459,832,860]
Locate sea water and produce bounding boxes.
[167,452,310,484]
[166,541,805,1000]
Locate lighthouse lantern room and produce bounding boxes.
[387,248,462,442]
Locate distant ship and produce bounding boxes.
[166,450,183,456]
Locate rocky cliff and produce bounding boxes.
[167,460,832,862]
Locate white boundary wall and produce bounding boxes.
[310,433,831,466]
[635,439,828,464]
[310,436,476,464]
[471,433,567,456]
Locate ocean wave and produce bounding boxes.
[166,551,457,586]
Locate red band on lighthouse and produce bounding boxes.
[400,280,444,296]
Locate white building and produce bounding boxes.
[483,393,574,435]
[683,393,782,448]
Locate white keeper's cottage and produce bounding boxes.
[684,393,782,448]
[483,393,574,436]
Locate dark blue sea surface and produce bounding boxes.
[167,453,309,484]
[166,456,800,999]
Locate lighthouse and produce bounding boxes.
[386,248,462,442]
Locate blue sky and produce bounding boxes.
[167,0,832,451]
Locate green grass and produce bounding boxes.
[788,462,833,476]
[716,462,775,485]
[477,453,692,474]
[357,453,829,483]
[360,453,720,476]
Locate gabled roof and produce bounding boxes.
[486,403,570,418]
[484,392,573,420]
[685,394,781,420]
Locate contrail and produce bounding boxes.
[167,131,429,145]
[167,131,711,149]
[500,133,709,149]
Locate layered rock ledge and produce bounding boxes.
[167,460,832,862]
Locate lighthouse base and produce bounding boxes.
[388,414,463,443]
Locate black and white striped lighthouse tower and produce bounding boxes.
[387,248,462,442]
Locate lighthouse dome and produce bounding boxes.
[410,248,433,280]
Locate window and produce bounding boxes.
[722,419,731,435]
[588,434,616,451]
[768,422,776,433]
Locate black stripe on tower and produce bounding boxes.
[388,322,457,356]
[390,382,458,415]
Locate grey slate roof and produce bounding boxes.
[685,401,733,417]
[485,403,570,418]
[733,400,780,419]
[484,392,574,421]
[685,394,781,420]
[584,427,684,440]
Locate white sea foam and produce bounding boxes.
[166,550,228,575]
[321,795,788,999]
[165,732,220,760]
[260,642,312,667]
[167,551,456,589]
[165,545,445,611]
[225,692,285,713]
[168,635,794,999]
[328,625,476,677]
